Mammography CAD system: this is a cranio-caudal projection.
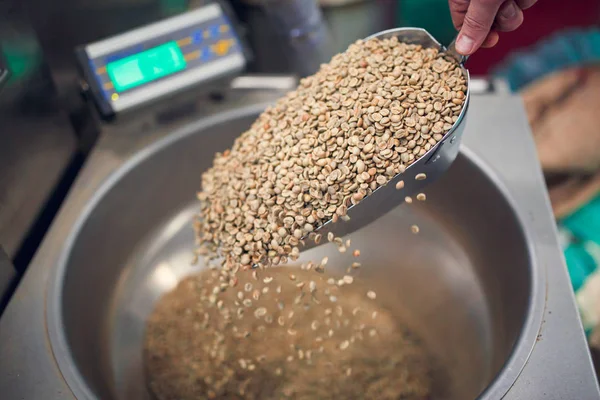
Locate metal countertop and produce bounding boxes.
[0,90,598,399]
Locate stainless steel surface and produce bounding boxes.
[1,92,599,400]
[230,75,298,90]
[307,27,470,247]
[463,98,599,400]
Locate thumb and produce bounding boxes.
[455,0,504,55]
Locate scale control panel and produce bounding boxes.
[77,3,246,117]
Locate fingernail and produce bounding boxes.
[500,2,517,18]
[456,33,475,55]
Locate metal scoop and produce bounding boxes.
[303,28,471,249]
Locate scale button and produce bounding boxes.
[209,25,221,37]
[192,30,203,44]
[212,40,232,56]
[201,47,212,61]
[176,37,193,47]
[184,50,201,62]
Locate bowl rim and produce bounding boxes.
[46,102,546,400]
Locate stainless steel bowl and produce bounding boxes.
[46,103,540,400]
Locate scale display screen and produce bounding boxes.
[106,42,187,92]
[77,3,246,116]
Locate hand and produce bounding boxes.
[448,0,538,55]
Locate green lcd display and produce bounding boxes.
[106,41,186,92]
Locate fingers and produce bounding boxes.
[516,0,537,9]
[494,0,524,32]
[449,0,533,55]
[480,31,500,48]
[454,0,504,55]
[448,0,470,30]
[466,2,521,51]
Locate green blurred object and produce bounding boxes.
[160,0,188,15]
[1,39,42,83]
[396,0,457,45]
[564,196,600,245]
[565,243,597,292]
[559,195,600,337]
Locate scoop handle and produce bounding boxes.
[446,37,469,66]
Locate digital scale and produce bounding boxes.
[76,3,247,118]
